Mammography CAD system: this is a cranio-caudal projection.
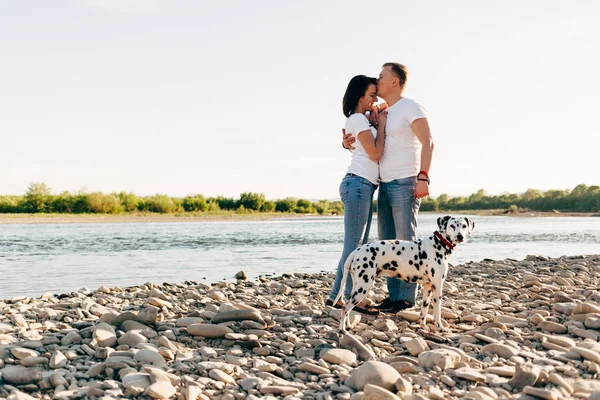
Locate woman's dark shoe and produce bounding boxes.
[325,299,343,309]
[375,298,415,313]
[353,305,380,316]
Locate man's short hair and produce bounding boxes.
[382,62,408,86]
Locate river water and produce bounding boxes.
[1,214,598,298]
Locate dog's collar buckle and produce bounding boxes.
[434,231,455,251]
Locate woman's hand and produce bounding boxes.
[377,110,388,128]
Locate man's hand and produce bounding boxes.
[342,128,356,150]
[368,107,379,128]
[415,181,429,199]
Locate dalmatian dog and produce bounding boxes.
[333,215,475,334]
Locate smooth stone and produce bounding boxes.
[573,302,600,314]
[573,379,600,393]
[186,324,233,338]
[585,317,600,329]
[538,321,568,334]
[522,386,558,400]
[571,346,600,363]
[0,366,43,385]
[418,349,461,370]
[19,357,49,367]
[0,322,14,334]
[60,331,81,346]
[484,366,515,377]
[508,363,540,389]
[363,384,401,400]
[49,373,68,388]
[123,373,152,389]
[481,343,520,359]
[211,309,264,325]
[10,347,40,360]
[260,386,299,396]
[345,361,400,391]
[297,362,330,375]
[93,322,117,347]
[145,381,176,399]
[118,331,149,346]
[235,270,247,280]
[453,367,487,382]
[390,361,420,374]
[320,348,357,365]
[396,376,413,395]
[340,334,376,361]
[137,307,159,325]
[49,350,68,369]
[134,349,166,365]
[406,337,429,356]
[494,315,528,327]
[118,321,149,334]
[175,317,204,327]
[209,368,236,384]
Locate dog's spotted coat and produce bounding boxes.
[333,216,475,333]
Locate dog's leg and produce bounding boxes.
[420,282,433,330]
[432,280,448,332]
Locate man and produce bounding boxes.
[343,62,434,312]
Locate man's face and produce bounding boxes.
[377,66,396,99]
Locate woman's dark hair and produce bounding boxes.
[342,75,377,117]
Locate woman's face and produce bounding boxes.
[359,83,378,112]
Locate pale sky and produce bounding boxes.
[1,0,598,200]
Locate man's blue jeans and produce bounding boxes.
[377,176,421,303]
[329,174,376,301]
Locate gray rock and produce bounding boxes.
[0,366,43,385]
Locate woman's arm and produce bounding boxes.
[357,111,387,161]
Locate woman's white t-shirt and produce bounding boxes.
[379,97,427,183]
[345,113,379,184]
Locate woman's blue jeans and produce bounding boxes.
[329,173,376,301]
[377,176,421,303]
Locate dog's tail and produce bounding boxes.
[332,249,356,307]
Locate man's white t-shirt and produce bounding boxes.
[345,113,379,184]
[379,97,427,183]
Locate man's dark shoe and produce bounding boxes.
[374,297,395,311]
[375,298,415,313]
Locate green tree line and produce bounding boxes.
[0,183,598,215]
[419,184,600,213]
[0,183,344,215]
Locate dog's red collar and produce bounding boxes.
[434,231,455,251]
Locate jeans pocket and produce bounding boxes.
[339,180,350,202]
[358,179,374,197]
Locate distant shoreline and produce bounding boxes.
[0,210,597,224]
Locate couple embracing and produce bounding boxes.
[326,62,435,316]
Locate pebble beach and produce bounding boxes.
[1,254,599,400]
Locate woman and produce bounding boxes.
[326,75,387,315]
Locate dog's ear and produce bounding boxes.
[437,215,451,230]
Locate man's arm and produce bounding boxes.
[411,118,434,199]
[342,129,356,150]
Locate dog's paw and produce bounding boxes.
[419,321,430,331]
